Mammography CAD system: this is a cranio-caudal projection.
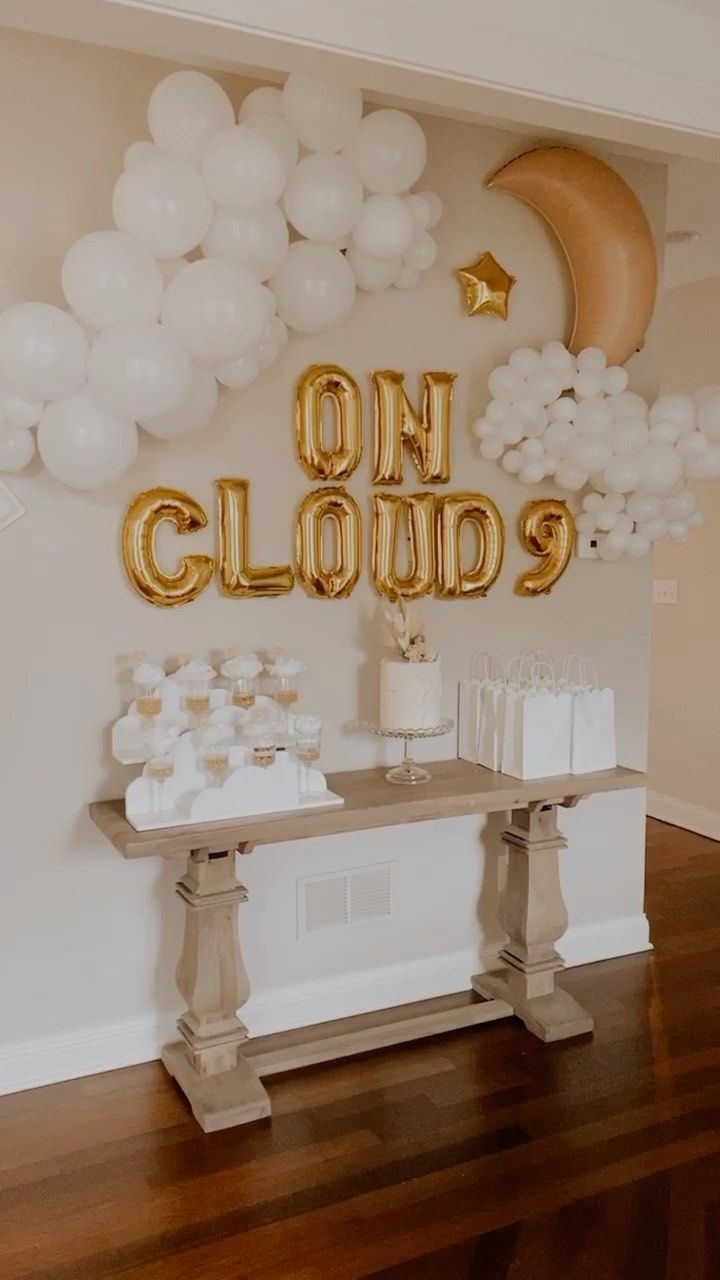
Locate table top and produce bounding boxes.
[89,759,646,859]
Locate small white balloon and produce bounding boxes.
[201,125,286,211]
[667,520,688,542]
[513,397,548,435]
[573,369,604,399]
[256,315,288,369]
[687,509,704,529]
[626,533,651,558]
[520,437,545,459]
[519,461,545,484]
[413,191,442,228]
[649,393,695,432]
[502,450,523,475]
[569,433,611,473]
[541,341,575,375]
[270,242,356,333]
[487,365,524,404]
[238,86,283,121]
[526,369,565,405]
[201,205,289,281]
[595,505,618,533]
[626,493,661,524]
[508,347,541,377]
[0,427,35,472]
[283,153,364,242]
[38,389,138,490]
[603,455,641,494]
[614,513,634,536]
[577,346,607,372]
[609,418,650,457]
[543,420,575,459]
[676,430,709,461]
[281,75,363,153]
[0,388,43,430]
[141,366,218,440]
[500,420,523,445]
[684,443,720,481]
[583,492,604,515]
[575,512,599,535]
[636,446,684,494]
[214,354,259,388]
[0,303,88,401]
[113,158,213,258]
[87,323,191,420]
[472,419,495,441]
[346,246,400,292]
[352,194,415,261]
[554,461,588,491]
[574,396,614,434]
[124,141,162,170]
[485,400,509,427]
[598,538,623,562]
[404,194,432,230]
[697,392,720,441]
[649,421,679,447]
[62,230,164,330]
[663,489,696,521]
[479,436,504,461]
[608,391,649,420]
[637,516,669,543]
[606,526,630,554]
[606,493,627,514]
[161,259,269,363]
[245,114,299,178]
[393,265,421,290]
[551,397,576,424]
[343,109,427,194]
[602,365,629,395]
[148,71,234,165]
[403,231,437,272]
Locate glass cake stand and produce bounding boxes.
[363,719,454,785]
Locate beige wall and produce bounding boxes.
[649,276,720,826]
[0,28,666,1090]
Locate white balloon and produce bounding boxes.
[649,421,679,447]
[525,369,564,405]
[554,461,588,491]
[500,420,523,445]
[508,347,541,377]
[569,433,611,473]
[256,315,288,369]
[479,436,504,461]
[697,392,720,441]
[472,419,495,441]
[0,303,88,401]
[0,388,43,430]
[543,420,575,458]
[676,431,708,461]
[502,449,523,475]
[403,231,437,272]
[603,455,641,494]
[393,265,421,291]
[485,400,509,426]
[575,512,598,535]
[201,126,286,211]
[141,365,218,440]
[62,230,164,330]
[113,158,212,258]
[574,396,614,434]
[609,418,650,456]
[346,246,400,292]
[124,141,162,170]
[595,505,618,532]
[214,354,259,388]
[343,109,426,194]
[685,443,720,480]
[201,206,289,281]
[238,86,283,121]
[608,391,649,420]
[519,461,545,484]
[626,533,651,558]
[245,114,299,178]
[513,397,548,435]
[148,71,234,164]
[404,194,432,230]
[0,427,35,471]
[667,520,688,541]
[573,369,604,399]
[281,75,363,153]
[605,493,627,514]
[551,396,576,423]
[636,446,684,494]
[519,437,544,459]
[605,526,630,554]
[87,323,191,420]
[38,389,138,489]
[413,191,442,228]
[270,242,356,333]
[488,365,524,403]
[663,488,696,521]
[687,509,704,529]
[614,513,634,536]
[583,493,604,515]
[161,259,269,363]
[626,493,661,523]
[649,393,695,432]
[577,346,607,372]
[352,195,415,261]
[541,341,575,375]
[637,516,669,543]
[283,153,363,242]
[598,538,623,562]
[602,365,629,395]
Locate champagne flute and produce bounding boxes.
[132,661,164,723]
[145,728,178,813]
[293,714,322,796]
[199,725,233,787]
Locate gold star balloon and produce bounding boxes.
[456,251,516,320]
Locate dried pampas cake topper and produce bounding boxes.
[384,596,437,663]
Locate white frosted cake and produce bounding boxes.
[380,657,442,731]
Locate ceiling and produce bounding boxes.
[665,157,720,290]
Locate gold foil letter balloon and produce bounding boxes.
[515,499,575,597]
[485,147,657,366]
[372,492,436,600]
[295,364,363,481]
[295,487,361,598]
[121,487,214,607]
[216,478,294,597]
[436,492,504,598]
[373,370,455,485]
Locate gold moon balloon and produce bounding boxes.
[485,147,657,366]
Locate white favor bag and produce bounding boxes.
[501,659,572,780]
[566,658,617,774]
[458,653,505,768]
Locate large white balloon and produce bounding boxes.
[0,304,88,401]
[214,354,259,388]
[635,446,684,494]
[201,125,287,211]
[649,393,695,432]
[568,433,611,473]
[343,109,427,194]
[270,242,356,334]
[413,190,443,228]
[351,194,415,261]
[124,141,162,170]
[112,158,213,258]
[245,114,299,178]
[87,323,191,420]
[256,315,288,369]
[663,488,696,521]
[403,231,438,272]
[201,206,289,281]
[0,388,43,430]
[141,366,218,440]
[0,427,35,472]
[61,231,164,330]
[626,493,661,524]
[346,245,401,291]
[238,86,283,121]
[697,392,720,441]
[685,442,720,480]
[38,389,138,490]
[161,259,269,363]
[608,418,649,456]
[148,71,234,165]
[281,75,363,152]
[283,154,363,243]
[608,391,649,420]
[554,461,588,491]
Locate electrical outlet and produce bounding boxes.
[653,579,678,605]
[576,534,600,559]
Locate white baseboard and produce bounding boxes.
[0,914,650,1097]
[647,791,720,842]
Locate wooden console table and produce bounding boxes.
[90,760,645,1132]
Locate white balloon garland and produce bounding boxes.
[0,71,443,490]
[473,342,720,558]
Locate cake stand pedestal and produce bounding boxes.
[363,720,454,785]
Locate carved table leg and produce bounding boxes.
[472,801,593,1042]
[161,845,271,1132]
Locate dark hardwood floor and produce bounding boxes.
[2,818,719,1279]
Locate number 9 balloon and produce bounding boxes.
[515,499,575,597]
